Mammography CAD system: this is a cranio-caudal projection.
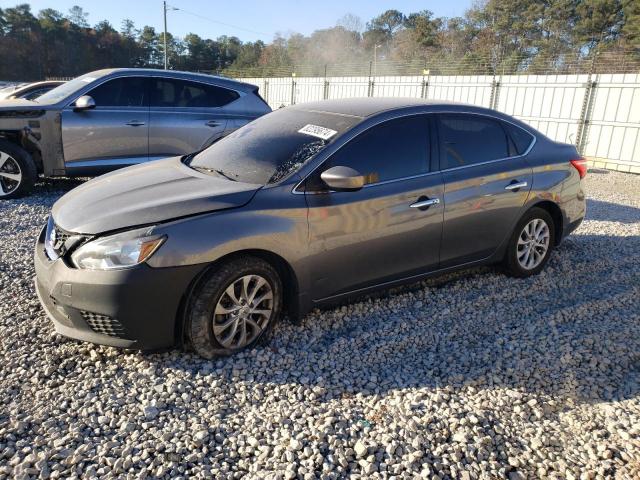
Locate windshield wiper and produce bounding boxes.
[181,150,203,165]
[192,166,238,182]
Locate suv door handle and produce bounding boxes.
[410,197,440,210]
[125,121,145,127]
[205,120,221,127]
[505,181,528,191]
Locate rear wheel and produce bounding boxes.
[0,140,37,199]
[186,256,282,358]
[503,207,555,277]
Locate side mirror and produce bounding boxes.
[320,166,365,192]
[73,95,96,112]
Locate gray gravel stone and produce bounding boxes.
[0,172,639,479]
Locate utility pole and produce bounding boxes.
[163,1,168,69]
[162,2,179,69]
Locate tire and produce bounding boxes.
[503,207,556,278]
[186,256,283,359]
[0,139,37,199]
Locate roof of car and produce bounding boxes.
[14,80,65,89]
[292,97,485,118]
[94,68,258,93]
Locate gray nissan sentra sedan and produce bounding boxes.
[34,98,587,358]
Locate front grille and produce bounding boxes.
[53,224,71,246]
[81,311,128,338]
[44,218,88,261]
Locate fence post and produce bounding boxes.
[489,74,502,110]
[368,61,374,97]
[421,69,430,99]
[291,72,297,105]
[323,64,329,100]
[576,51,600,155]
[264,79,270,105]
[577,74,598,155]
[494,75,502,110]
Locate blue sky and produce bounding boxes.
[8,0,471,42]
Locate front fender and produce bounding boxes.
[0,109,65,175]
[146,184,309,273]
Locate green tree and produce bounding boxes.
[404,10,442,48]
[622,0,640,49]
[67,5,88,28]
[574,0,626,52]
[0,2,637,81]
[0,4,43,79]
[364,9,405,51]
[138,25,160,67]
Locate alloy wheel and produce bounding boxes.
[517,218,550,270]
[212,274,274,349]
[0,152,22,196]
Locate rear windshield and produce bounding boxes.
[188,108,361,185]
[36,70,110,104]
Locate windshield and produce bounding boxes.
[189,108,361,185]
[36,70,110,103]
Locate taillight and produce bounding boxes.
[570,158,588,179]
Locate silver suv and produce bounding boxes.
[0,68,271,198]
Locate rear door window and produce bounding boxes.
[317,115,430,186]
[87,77,147,107]
[151,78,239,108]
[503,122,535,155]
[438,114,510,169]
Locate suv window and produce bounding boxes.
[315,115,430,188]
[88,77,147,107]
[438,114,509,169]
[151,78,239,108]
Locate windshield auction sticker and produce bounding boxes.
[298,124,338,140]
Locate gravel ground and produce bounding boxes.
[1,171,639,480]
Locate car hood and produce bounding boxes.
[52,157,262,234]
[0,98,51,110]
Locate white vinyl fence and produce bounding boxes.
[240,73,640,173]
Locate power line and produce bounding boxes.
[167,4,271,37]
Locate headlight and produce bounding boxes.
[71,227,166,271]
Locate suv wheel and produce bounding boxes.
[0,140,37,199]
[186,256,282,358]
[503,207,555,277]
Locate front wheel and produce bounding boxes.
[503,207,555,277]
[0,140,37,199]
[186,256,283,358]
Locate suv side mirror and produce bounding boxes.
[73,95,96,112]
[320,166,365,192]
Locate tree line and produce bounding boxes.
[1,1,639,81]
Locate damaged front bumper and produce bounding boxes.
[33,225,205,350]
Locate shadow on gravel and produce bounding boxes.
[32,177,87,195]
[586,198,640,224]
[14,176,639,413]
[138,229,640,414]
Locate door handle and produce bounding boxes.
[410,197,440,210]
[505,181,528,191]
[205,120,221,127]
[125,121,145,127]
